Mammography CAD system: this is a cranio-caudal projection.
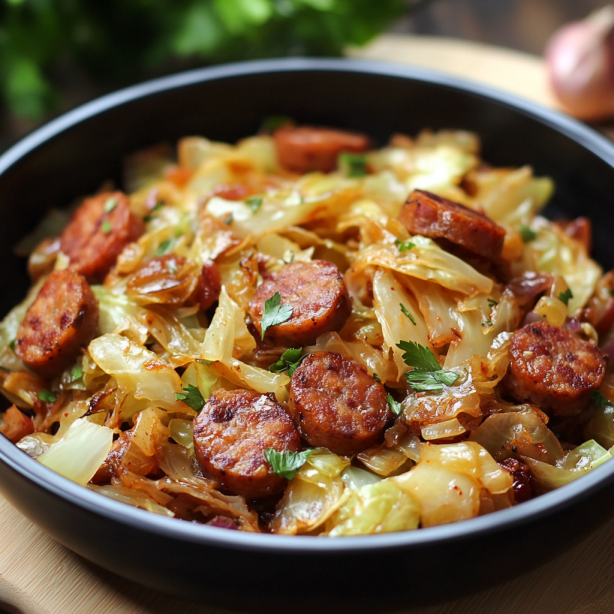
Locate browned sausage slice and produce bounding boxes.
[0,405,34,443]
[274,125,369,174]
[193,389,301,499]
[400,189,506,260]
[60,191,145,283]
[248,260,351,347]
[289,351,390,456]
[16,269,99,378]
[127,254,199,306]
[503,321,606,417]
[194,260,222,311]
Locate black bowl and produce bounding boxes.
[1,58,614,613]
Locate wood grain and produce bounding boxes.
[2,34,613,614]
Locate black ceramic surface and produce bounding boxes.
[1,59,614,613]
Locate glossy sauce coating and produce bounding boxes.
[400,189,506,260]
[60,191,145,283]
[248,260,351,347]
[15,269,99,378]
[504,321,606,417]
[289,351,390,456]
[193,389,301,499]
[274,125,369,173]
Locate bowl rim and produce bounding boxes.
[1,56,614,554]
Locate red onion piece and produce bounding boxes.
[206,515,239,530]
[566,317,582,333]
[523,311,542,326]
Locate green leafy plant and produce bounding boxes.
[0,0,407,120]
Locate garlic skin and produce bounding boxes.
[545,6,614,121]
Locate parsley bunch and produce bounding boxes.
[396,340,460,392]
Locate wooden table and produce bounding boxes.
[1,35,611,614]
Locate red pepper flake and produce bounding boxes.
[64,413,69,417]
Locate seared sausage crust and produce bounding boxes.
[289,351,390,456]
[504,322,606,417]
[60,191,145,283]
[194,260,222,311]
[248,260,351,347]
[400,189,506,260]
[274,126,369,174]
[16,269,99,378]
[193,389,301,499]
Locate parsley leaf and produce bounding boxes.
[39,389,56,403]
[400,303,416,325]
[260,292,293,340]
[558,288,573,306]
[71,364,83,382]
[264,448,313,480]
[269,348,305,376]
[338,152,367,177]
[488,298,498,308]
[387,393,403,417]
[103,196,118,213]
[519,225,537,243]
[101,220,112,235]
[396,340,460,392]
[175,384,205,412]
[481,318,493,327]
[157,238,175,256]
[260,115,292,133]
[395,239,415,253]
[246,195,263,213]
[143,201,164,222]
[8,339,15,353]
[224,213,234,225]
[372,373,381,383]
[591,390,610,408]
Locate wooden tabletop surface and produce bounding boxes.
[1,34,612,614]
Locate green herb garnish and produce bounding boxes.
[157,238,175,257]
[396,340,460,392]
[71,364,83,382]
[269,348,305,377]
[260,115,292,133]
[8,339,15,353]
[39,390,56,403]
[591,390,610,408]
[519,225,537,243]
[224,213,234,225]
[338,151,367,178]
[260,292,293,340]
[264,448,313,480]
[481,318,493,327]
[386,393,403,417]
[400,303,416,325]
[101,220,112,235]
[373,373,381,383]
[175,384,205,413]
[103,196,118,213]
[558,288,573,306]
[246,195,263,213]
[395,239,415,253]
[488,298,498,308]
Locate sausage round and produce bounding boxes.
[503,321,606,417]
[127,254,199,306]
[0,405,34,444]
[193,389,301,499]
[400,189,506,260]
[274,125,369,174]
[60,191,145,283]
[248,260,351,347]
[289,351,390,456]
[194,260,222,311]
[16,269,99,378]
[498,458,534,504]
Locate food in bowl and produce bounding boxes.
[0,121,612,536]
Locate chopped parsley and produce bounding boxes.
[338,151,367,177]
[519,225,537,243]
[260,292,293,340]
[103,196,118,213]
[224,213,234,225]
[157,238,175,257]
[396,340,460,392]
[400,303,416,325]
[8,339,15,353]
[488,298,498,308]
[71,364,83,382]
[481,318,493,327]
[246,195,263,213]
[269,348,305,377]
[372,373,381,383]
[264,448,313,480]
[395,239,415,253]
[175,384,205,413]
[591,390,610,408]
[386,393,403,417]
[260,115,292,133]
[143,201,164,222]
[38,389,56,403]
[558,288,573,306]
[101,220,112,235]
